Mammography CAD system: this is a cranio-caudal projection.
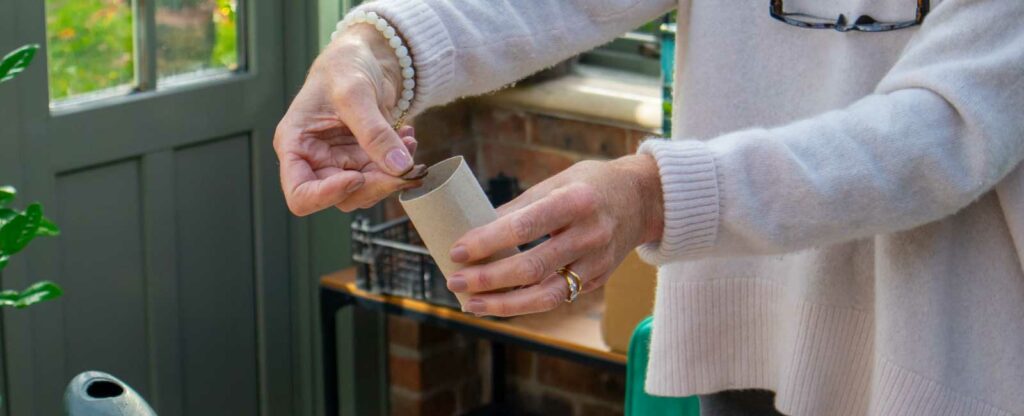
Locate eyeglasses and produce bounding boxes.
[770,0,930,32]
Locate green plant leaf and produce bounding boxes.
[0,255,8,272]
[36,216,60,236]
[0,208,16,228]
[0,290,17,307]
[0,186,14,206]
[0,203,42,255]
[0,44,39,84]
[0,281,62,308]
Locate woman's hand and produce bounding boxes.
[447,155,665,317]
[275,25,420,216]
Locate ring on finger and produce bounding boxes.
[557,267,582,303]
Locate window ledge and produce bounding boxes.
[474,65,662,132]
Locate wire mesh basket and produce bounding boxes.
[351,173,523,309]
[351,215,461,309]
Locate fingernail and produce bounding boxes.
[450,245,469,263]
[447,277,468,292]
[385,148,412,173]
[466,299,485,313]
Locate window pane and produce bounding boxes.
[156,0,239,81]
[45,0,135,102]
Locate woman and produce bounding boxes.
[274,0,1024,414]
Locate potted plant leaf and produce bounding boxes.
[0,44,63,308]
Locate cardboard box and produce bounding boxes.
[601,251,658,354]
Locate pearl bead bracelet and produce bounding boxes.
[331,11,415,129]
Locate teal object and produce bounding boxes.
[625,316,701,416]
[659,18,677,136]
[64,371,156,416]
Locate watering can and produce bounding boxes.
[64,371,156,416]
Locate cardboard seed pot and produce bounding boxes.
[399,156,517,308]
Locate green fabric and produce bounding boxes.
[625,316,700,416]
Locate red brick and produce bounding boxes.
[455,376,485,413]
[628,129,657,154]
[388,353,423,391]
[388,342,478,392]
[388,316,455,350]
[536,354,626,402]
[390,387,457,416]
[389,389,418,416]
[505,346,535,378]
[452,139,478,172]
[412,103,471,153]
[533,115,630,158]
[472,107,529,143]
[540,391,576,416]
[480,142,577,188]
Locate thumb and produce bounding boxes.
[337,84,413,176]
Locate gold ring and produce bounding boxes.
[557,267,582,303]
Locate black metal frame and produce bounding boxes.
[770,0,930,32]
[320,285,625,416]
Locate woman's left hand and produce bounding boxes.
[447,154,664,317]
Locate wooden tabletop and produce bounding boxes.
[321,268,626,366]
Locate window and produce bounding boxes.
[156,0,240,82]
[579,18,668,77]
[581,13,677,77]
[44,0,242,105]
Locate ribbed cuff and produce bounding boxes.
[352,0,455,116]
[636,139,721,265]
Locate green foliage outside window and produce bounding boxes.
[45,0,239,101]
[45,0,134,100]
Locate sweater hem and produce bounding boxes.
[644,277,1014,416]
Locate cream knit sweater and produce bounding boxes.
[353,0,1024,414]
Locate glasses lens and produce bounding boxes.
[783,12,837,25]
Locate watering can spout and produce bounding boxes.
[65,371,156,416]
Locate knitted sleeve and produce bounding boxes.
[638,0,1024,264]
[351,0,676,116]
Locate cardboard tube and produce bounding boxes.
[399,156,517,307]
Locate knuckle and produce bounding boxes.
[567,184,599,216]
[364,124,395,152]
[594,255,614,273]
[493,301,510,317]
[273,121,288,150]
[333,79,363,100]
[287,201,311,217]
[509,214,536,242]
[591,225,614,246]
[539,289,563,311]
[475,270,492,291]
[521,254,548,282]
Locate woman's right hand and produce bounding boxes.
[275,24,420,216]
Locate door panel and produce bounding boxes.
[56,160,151,401]
[175,136,258,414]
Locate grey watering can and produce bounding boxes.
[64,371,156,416]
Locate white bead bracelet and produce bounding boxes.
[331,11,415,128]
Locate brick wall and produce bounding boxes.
[379,100,656,416]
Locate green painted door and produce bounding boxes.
[0,0,311,414]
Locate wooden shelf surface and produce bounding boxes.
[321,268,626,365]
